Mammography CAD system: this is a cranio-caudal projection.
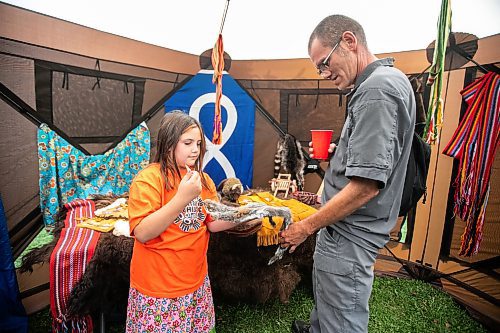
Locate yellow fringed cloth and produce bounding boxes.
[238,192,317,246]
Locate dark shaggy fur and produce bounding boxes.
[67,233,133,316]
[208,230,315,304]
[19,194,132,317]
[19,208,67,274]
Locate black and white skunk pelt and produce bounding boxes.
[274,134,305,190]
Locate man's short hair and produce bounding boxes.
[308,15,367,51]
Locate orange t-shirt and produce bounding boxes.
[128,163,218,298]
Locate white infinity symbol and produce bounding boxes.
[189,93,237,179]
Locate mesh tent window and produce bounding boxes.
[35,60,145,154]
[0,37,192,255]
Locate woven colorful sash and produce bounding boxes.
[50,199,101,332]
[442,72,500,256]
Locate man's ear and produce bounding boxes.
[342,31,357,50]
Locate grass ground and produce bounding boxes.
[28,276,486,333]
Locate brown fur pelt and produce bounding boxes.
[19,194,132,316]
[19,194,129,274]
[67,232,133,316]
[208,230,315,304]
[216,177,244,204]
[68,193,132,316]
[18,208,67,274]
[223,218,262,237]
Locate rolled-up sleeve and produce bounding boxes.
[345,97,398,188]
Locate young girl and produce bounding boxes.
[126,111,236,333]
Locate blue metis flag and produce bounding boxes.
[165,70,255,188]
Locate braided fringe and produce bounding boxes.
[52,316,91,333]
[442,72,500,256]
[257,233,280,247]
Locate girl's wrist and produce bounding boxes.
[171,193,191,209]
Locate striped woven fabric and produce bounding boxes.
[49,199,101,332]
[442,72,500,256]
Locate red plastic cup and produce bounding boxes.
[311,130,333,160]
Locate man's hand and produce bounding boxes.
[279,220,314,253]
[309,142,336,159]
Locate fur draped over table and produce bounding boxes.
[19,194,316,319]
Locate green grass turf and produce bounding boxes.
[28,276,486,333]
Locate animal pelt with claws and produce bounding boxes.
[204,199,292,265]
[274,134,306,190]
[217,177,244,204]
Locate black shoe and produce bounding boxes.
[291,320,311,333]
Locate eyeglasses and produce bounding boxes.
[316,41,340,75]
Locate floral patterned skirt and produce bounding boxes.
[126,275,215,333]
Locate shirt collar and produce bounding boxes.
[346,57,395,96]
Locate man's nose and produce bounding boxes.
[320,70,331,79]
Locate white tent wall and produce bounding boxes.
[1,2,499,327]
[0,3,199,75]
[0,3,431,80]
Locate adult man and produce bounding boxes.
[280,15,415,333]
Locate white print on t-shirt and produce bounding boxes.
[174,197,206,232]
